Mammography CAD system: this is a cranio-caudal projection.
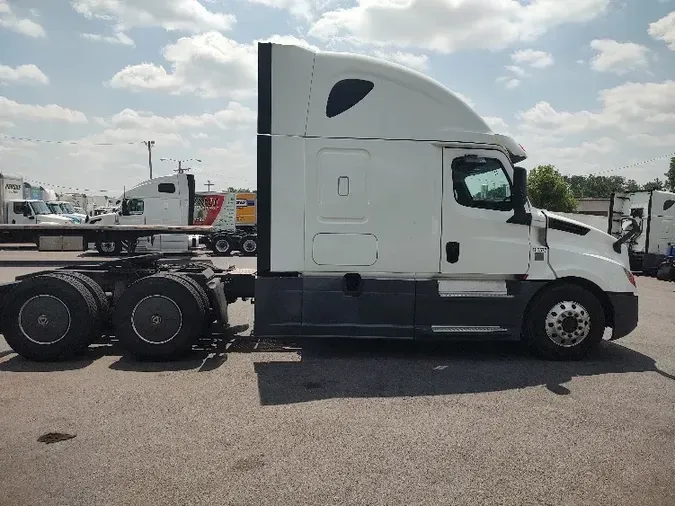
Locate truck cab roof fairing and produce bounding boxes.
[260,42,496,143]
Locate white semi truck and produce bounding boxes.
[0,43,638,362]
[87,173,257,256]
[609,189,675,274]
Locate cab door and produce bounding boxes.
[441,148,530,276]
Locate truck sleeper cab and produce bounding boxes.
[253,43,638,360]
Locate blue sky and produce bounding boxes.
[0,0,674,195]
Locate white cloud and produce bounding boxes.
[516,81,675,145]
[71,0,235,35]
[511,49,554,68]
[484,116,509,132]
[309,0,610,53]
[97,103,256,131]
[0,64,49,85]
[370,50,429,71]
[649,11,675,51]
[589,39,651,74]
[81,31,135,46]
[109,32,257,99]
[245,0,316,21]
[626,132,675,147]
[497,76,521,89]
[505,65,528,77]
[0,0,46,38]
[0,96,87,123]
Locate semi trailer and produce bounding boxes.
[0,42,639,362]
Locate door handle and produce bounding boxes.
[446,241,459,263]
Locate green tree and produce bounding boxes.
[564,174,637,198]
[665,157,675,191]
[642,178,664,191]
[527,165,577,212]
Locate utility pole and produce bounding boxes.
[159,157,202,175]
[205,180,214,191]
[143,140,155,179]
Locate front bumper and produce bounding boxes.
[608,292,638,340]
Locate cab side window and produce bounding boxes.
[123,198,145,215]
[13,202,28,215]
[452,156,513,211]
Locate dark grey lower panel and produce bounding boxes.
[253,275,546,341]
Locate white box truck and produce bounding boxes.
[1,173,75,226]
[0,43,638,362]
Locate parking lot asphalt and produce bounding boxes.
[0,251,674,506]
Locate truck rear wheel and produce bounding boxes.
[241,236,257,256]
[211,236,232,256]
[523,284,605,360]
[51,272,110,329]
[113,274,206,360]
[1,275,99,361]
[158,273,212,333]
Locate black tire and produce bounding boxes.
[241,236,257,256]
[158,273,212,333]
[96,240,121,255]
[51,272,110,327]
[1,275,99,361]
[113,274,206,360]
[523,284,605,360]
[211,236,232,256]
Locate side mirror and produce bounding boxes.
[23,207,30,217]
[507,166,531,225]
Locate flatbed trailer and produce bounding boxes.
[0,223,218,255]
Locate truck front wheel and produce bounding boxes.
[523,284,605,360]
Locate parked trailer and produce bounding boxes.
[0,42,641,362]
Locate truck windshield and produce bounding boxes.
[60,203,75,213]
[31,201,52,215]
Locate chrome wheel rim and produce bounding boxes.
[545,300,591,347]
[242,239,256,253]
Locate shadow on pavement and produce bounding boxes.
[0,344,119,372]
[253,339,672,406]
[108,349,228,372]
[0,342,231,373]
